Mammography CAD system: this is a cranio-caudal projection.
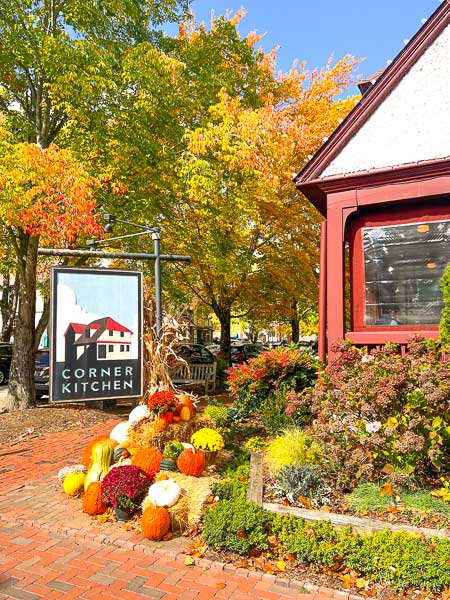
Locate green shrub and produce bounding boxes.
[203,496,450,591]
[212,464,249,500]
[264,428,322,475]
[440,263,450,346]
[347,483,395,515]
[309,337,450,489]
[226,347,318,417]
[204,403,228,426]
[271,464,331,506]
[203,499,274,554]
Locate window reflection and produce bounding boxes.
[363,220,450,326]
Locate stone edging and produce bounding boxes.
[248,452,450,540]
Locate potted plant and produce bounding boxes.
[190,427,224,465]
[146,390,177,424]
[101,465,150,520]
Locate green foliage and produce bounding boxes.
[203,499,273,554]
[311,337,450,489]
[212,464,249,501]
[203,496,450,591]
[440,263,450,346]
[244,436,267,453]
[260,389,293,434]
[264,428,322,475]
[227,347,318,417]
[347,483,394,515]
[271,464,331,506]
[204,403,228,427]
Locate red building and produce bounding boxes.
[295,1,450,361]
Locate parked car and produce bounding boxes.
[230,343,266,364]
[177,343,216,364]
[206,344,221,357]
[0,343,13,384]
[34,349,50,398]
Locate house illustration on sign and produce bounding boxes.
[64,317,133,364]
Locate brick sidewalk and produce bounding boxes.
[0,418,361,599]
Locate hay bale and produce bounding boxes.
[128,414,212,451]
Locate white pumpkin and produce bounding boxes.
[110,422,130,444]
[181,442,194,451]
[146,478,181,508]
[128,404,150,424]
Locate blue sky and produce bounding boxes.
[191,0,441,88]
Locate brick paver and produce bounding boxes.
[0,417,360,599]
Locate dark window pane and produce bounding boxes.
[98,344,107,359]
[363,220,450,326]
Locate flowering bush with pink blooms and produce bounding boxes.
[305,336,450,490]
[226,347,318,418]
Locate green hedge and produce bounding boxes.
[203,498,450,591]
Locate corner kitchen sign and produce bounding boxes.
[50,268,143,402]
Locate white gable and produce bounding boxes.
[322,23,450,178]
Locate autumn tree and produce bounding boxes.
[161,51,358,362]
[0,122,102,408]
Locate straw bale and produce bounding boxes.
[128,414,212,452]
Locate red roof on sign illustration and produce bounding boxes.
[64,317,133,343]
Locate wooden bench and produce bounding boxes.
[172,363,217,394]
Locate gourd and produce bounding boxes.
[146,478,181,507]
[177,448,205,477]
[63,472,86,496]
[57,465,86,483]
[82,482,107,515]
[159,458,178,472]
[176,394,195,418]
[128,404,150,424]
[179,406,191,421]
[84,442,114,490]
[131,447,163,479]
[141,506,170,541]
[82,435,110,468]
[155,472,170,482]
[163,440,184,461]
[110,422,130,444]
[113,446,129,461]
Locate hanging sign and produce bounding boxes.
[50,268,143,402]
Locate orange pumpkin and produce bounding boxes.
[82,482,107,515]
[131,447,163,479]
[82,436,112,468]
[155,472,170,482]
[177,448,205,477]
[141,505,170,540]
[172,416,181,423]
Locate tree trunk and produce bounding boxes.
[290,299,300,343]
[212,301,231,366]
[7,235,38,410]
[0,272,19,342]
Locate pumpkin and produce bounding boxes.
[146,478,181,507]
[155,472,170,482]
[152,418,167,433]
[172,416,180,423]
[63,471,86,496]
[84,442,114,490]
[177,448,205,477]
[82,435,110,468]
[82,482,107,515]
[159,458,178,472]
[110,422,130,445]
[179,406,191,421]
[131,447,163,479]
[128,404,150,424]
[141,506,170,541]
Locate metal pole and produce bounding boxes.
[152,229,162,338]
